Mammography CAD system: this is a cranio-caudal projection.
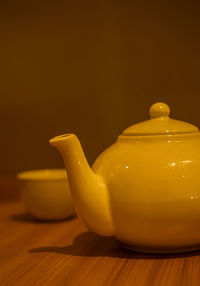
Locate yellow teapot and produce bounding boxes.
[50,102,200,253]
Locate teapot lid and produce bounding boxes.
[122,102,199,136]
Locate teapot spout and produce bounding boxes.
[49,134,114,236]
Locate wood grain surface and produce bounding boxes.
[1,179,200,286]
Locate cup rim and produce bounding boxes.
[17,168,67,181]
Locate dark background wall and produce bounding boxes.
[1,0,200,174]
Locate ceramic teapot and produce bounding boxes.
[50,102,200,253]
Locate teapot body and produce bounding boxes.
[92,133,200,253]
[50,102,200,253]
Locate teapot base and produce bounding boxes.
[119,243,200,254]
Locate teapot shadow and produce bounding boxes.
[29,231,200,259]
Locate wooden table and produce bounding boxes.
[1,177,200,286]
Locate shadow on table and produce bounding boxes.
[11,212,36,223]
[29,231,200,259]
[11,212,75,224]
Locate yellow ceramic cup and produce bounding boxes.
[17,169,75,221]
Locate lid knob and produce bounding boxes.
[149,102,170,118]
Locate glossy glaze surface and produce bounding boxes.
[123,102,198,135]
[50,102,200,252]
[93,133,200,252]
[50,135,114,236]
